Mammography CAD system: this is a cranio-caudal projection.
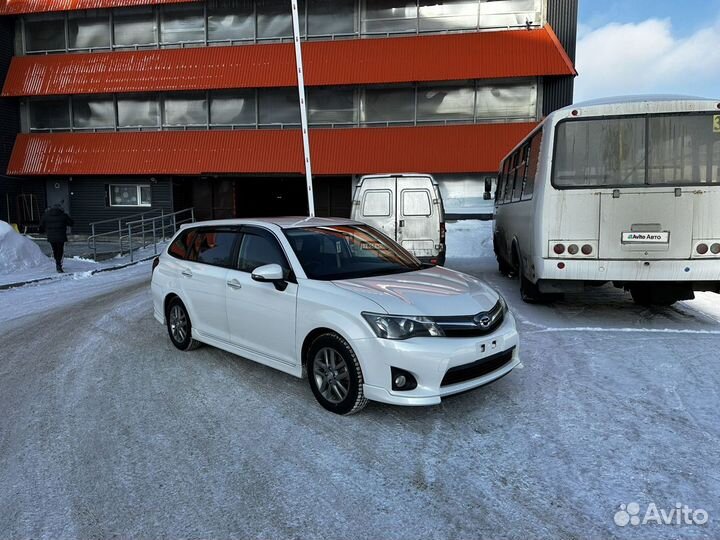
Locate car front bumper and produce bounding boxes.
[352,312,520,406]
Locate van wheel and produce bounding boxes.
[166,298,201,351]
[307,333,368,415]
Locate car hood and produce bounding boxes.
[332,266,500,316]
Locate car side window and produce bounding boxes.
[237,229,291,278]
[168,228,197,260]
[180,228,239,267]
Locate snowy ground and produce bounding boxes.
[1,227,720,539]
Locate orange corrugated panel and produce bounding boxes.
[304,26,576,86]
[2,44,297,96]
[7,124,535,176]
[2,28,575,97]
[311,123,536,174]
[8,131,305,175]
[0,0,197,15]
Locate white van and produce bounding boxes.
[351,174,446,266]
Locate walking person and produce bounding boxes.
[40,203,74,273]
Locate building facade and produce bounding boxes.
[0,0,577,232]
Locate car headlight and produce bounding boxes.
[362,313,444,340]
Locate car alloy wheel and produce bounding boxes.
[313,347,351,404]
[169,304,188,344]
[306,333,367,415]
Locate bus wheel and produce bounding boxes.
[520,272,546,303]
[630,286,690,307]
[498,256,512,276]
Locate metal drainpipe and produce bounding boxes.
[290,0,315,217]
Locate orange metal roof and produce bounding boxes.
[0,0,196,16]
[2,28,575,97]
[7,123,535,176]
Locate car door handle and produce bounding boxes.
[226,279,242,290]
[181,269,193,278]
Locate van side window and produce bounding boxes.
[190,229,239,268]
[402,190,432,216]
[362,190,392,217]
[522,130,543,200]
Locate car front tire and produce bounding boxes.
[307,333,368,415]
[166,298,201,351]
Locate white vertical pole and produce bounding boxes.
[290,0,315,217]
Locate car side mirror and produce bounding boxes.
[483,178,493,200]
[251,264,288,291]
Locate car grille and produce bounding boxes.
[433,300,505,337]
[440,347,515,387]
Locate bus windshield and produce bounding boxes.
[553,112,720,188]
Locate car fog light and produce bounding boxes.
[394,375,407,388]
[391,368,417,391]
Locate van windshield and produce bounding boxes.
[553,112,720,188]
[284,225,422,281]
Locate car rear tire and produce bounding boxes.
[166,298,201,351]
[307,333,368,415]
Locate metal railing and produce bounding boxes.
[87,208,195,261]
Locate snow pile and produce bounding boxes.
[0,221,52,274]
[446,220,494,259]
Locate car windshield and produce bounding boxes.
[284,224,423,280]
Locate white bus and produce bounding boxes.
[491,96,720,305]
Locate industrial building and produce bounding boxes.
[0,0,577,233]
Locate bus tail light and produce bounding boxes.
[550,241,597,258]
[553,243,565,255]
[568,244,579,255]
[697,243,709,255]
[712,244,720,255]
[693,241,720,258]
[581,244,593,255]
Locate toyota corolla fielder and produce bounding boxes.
[151,217,519,415]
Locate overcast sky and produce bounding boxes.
[574,0,720,102]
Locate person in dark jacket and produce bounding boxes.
[40,204,74,273]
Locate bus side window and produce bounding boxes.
[522,130,543,201]
[497,159,510,205]
[504,153,517,204]
[513,145,529,202]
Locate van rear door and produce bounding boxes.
[599,189,694,259]
[356,177,396,239]
[397,177,439,258]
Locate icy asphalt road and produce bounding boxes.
[1,259,719,539]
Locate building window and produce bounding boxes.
[163,93,208,127]
[24,13,66,52]
[72,95,115,129]
[476,82,537,120]
[68,10,111,50]
[210,90,256,126]
[207,0,255,42]
[160,4,206,45]
[28,97,71,131]
[361,87,415,125]
[118,95,160,128]
[307,0,355,36]
[113,7,157,48]
[418,0,479,32]
[417,82,475,123]
[256,0,295,40]
[362,0,418,34]
[258,88,301,126]
[109,184,152,207]
[307,87,357,126]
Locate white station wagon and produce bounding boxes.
[151,217,520,414]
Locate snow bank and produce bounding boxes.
[446,219,494,259]
[0,221,52,274]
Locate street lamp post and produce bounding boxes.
[290,0,316,217]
